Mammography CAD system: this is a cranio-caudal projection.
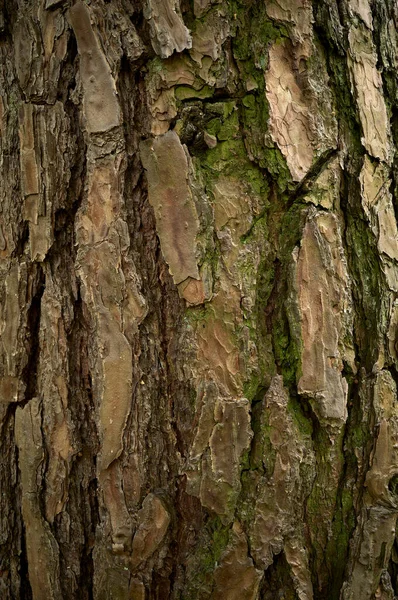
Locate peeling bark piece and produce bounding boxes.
[0,376,18,403]
[348,26,391,162]
[360,156,398,268]
[1,263,20,375]
[100,462,133,550]
[265,42,314,181]
[15,399,62,600]
[265,0,311,32]
[130,579,146,600]
[19,104,39,197]
[178,277,206,305]
[296,211,352,423]
[302,156,341,211]
[266,0,312,49]
[284,539,314,600]
[365,371,398,504]
[213,177,252,237]
[349,0,373,29]
[98,312,133,472]
[140,131,200,284]
[144,0,192,59]
[198,316,240,393]
[211,522,262,600]
[186,390,252,523]
[131,494,170,569]
[69,1,121,133]
[30,216,52,262]
[191,11,230,64]
[19,102,70,262]
[342,507,397,600]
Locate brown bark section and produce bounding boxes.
[1,1,398,599]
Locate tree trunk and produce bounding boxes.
[1,0,398,598]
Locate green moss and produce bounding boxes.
[217,109,239,141]
[175,85,214,101]
[240,93,292,192]
[243,374,264,403]
[273,312,301,388]
[229,0,287,68]
[345,210,389,368]
[183,303,213,328]
[182,517,230,600]
[287,397,313,438]
[200,138,268,198]
[323,486,355,600]
[206,118,221,137]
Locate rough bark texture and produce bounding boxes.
[1,0,398,599]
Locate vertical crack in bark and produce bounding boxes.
[21,265,45,404]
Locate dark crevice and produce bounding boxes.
[286,147,339,208]
[260,550,299,600]
[12,221,29,259]
[64,286,99,600]
[21,265,45,405]
[19,506,32,600]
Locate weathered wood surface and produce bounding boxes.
[1,0,398,598]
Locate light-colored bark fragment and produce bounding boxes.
[186,383,252,522]
[140,131,200,284]
[296,211,352,423]
[198,314,241,394]
[366,371,398,504]
[19,103,39,198]
[265,41,314,181]
[211,522,262,600]
[212,177,252,236]
[131,494,170,568]
[178,277,206,305]
[284,539,314,600]
[69,1,121,133]
[100,461,133,552]
[265,0,312,43]
[0,261,28,405]
[349,0,373,29]
[265,8,336,182]
[130,579,146,600]
[191,11,229,65]
[1,263,20,376]
[348,26,391,162]
[30,216,52,262]
[145,56,195,133]
[144,0,192,59]
[98,310,133,471]
[15,399,62,600]
[360,157,398,285]
[388,301,398,363]
[303,156,341,211]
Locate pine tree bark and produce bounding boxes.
[1,0,398,598]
